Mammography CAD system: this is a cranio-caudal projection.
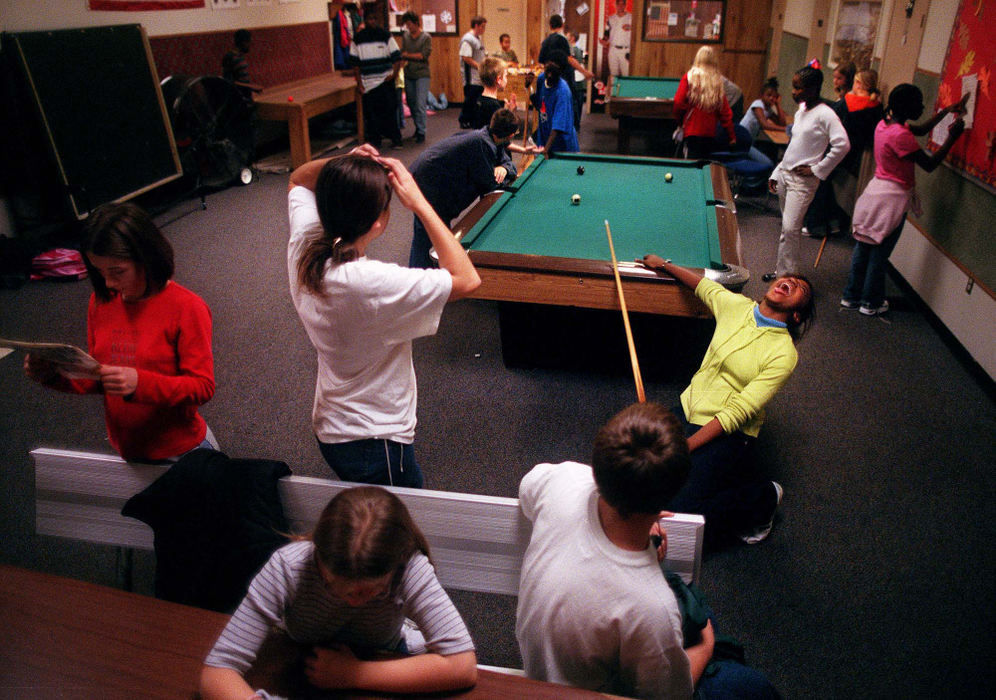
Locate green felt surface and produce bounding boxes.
[464,154,724,269]
[611,76,681,100]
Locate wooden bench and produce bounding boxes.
[253,73,365,169]
[32,447,705,597]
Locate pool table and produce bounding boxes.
[452,153,747,321]
[606,75,682,154]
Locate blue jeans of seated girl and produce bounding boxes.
[318,437,424,488]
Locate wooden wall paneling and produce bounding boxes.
[526,0,545,67]
[629,0,773,101]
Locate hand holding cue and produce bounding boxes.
[604,219,646,403]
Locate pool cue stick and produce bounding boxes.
[813,234,829,269]
[604,219,646,403]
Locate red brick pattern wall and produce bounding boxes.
[149,23,332,87]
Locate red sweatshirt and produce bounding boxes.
[673,72,735,143]
[50,281,215,461]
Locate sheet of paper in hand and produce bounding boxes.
[0,338,101,380]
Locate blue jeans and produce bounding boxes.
[697,659,780,699]
[408,214,436,269]
[667,407,776,546]
[317,437,424,488]
[405,76,430,136]
[742,146,773,191]
[843,214,905,308]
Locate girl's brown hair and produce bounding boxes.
[311,487,431,588]
[297,155,392,295]
[83,202,174,302]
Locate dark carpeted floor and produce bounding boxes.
[1,109,994,699]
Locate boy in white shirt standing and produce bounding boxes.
[766,66,850,280]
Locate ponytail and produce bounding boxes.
[295,155,391,296]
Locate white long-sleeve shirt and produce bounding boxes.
[775,101,850,181]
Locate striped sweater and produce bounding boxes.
[349,27,401,93]
[205,540,474,673]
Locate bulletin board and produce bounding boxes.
[929,0,995,191]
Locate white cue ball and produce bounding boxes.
[572,193,581,205]
[665,172,673,182]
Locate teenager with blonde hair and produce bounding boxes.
[673,46,735,158]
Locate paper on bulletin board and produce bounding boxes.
[422,14,436,32]
[576,2,589,15]
[668,12,678,26]
[960,74,977,129]
[932,74,977,144]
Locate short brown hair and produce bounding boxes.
[592,403,690,518]
[470,16,487,28]
[479,56,507,88]
[83,202,174,302]
[488,108,520,140]
[312,487,431,590]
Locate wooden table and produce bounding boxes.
[254,73,364,168]
[0,566,618,699]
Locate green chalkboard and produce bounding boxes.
[4,24,181,220]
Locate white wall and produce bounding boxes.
[891,222,996,378]
[783,0,816,36]
[918,0,958,73]
[1,0,328,36]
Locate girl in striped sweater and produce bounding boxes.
[201,487,477,699]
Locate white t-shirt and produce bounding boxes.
[459,30,485,86]
[515,461,693,699]
[606,12,632,49]
[287,186,452,444]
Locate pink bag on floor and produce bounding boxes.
[30,248,88,281]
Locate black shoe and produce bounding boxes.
[391,140,404,150]
[762,273,776,282]
[415,133,425,143]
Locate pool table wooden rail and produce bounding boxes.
[454,190,743,319]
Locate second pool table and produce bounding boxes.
[451,153,747,321]
[606,75,682,154]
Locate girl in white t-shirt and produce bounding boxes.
[287,146,480,487]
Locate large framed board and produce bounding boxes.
[3,24,182,220]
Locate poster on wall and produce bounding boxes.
[89,1,206,9]
[930,0,995,190]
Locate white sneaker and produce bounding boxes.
[860,300,890,316]
[840,298,860,309]
[741,482,783,545]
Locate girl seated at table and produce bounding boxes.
[738,77,787,190]
[200,486,478,698]
[23,202,217,462]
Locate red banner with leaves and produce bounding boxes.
[89,1,205,10]
[930,0,995,189]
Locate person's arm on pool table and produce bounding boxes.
[639,254,703,290]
